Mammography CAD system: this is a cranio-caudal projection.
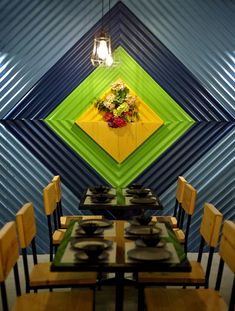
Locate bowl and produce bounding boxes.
[135,215,152,226]
[135,189,150,198]
[90,185,110,194]
[141,234,161,247]
[91,193,110,202]
[83,244,105,260]
[130,183,144,189]
[80,222,99,235]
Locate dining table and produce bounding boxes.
[51,218,192,311]
[79,187,163,219]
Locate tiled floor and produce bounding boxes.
[2,253,233,311]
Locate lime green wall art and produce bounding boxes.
[46,47,194,187]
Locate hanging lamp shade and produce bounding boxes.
[91,31,113,67]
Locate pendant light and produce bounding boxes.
[91,0,113,67]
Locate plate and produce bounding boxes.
[72,239,112,250]
[79,219,113,228]
[89,186,111,194]
[126,189,147,195]
[135,239,166,248]
[75,227,104,236]
[127,248,171,261]
[125,226,162,236]
[130,197,156,204]
[91,198,112,204]
[75,251,108,262]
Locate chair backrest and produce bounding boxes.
[197,203,223,288]
[0,222,21,311]
[0,222,19,282]
[52,175,62,203]
[175,176,187,204]
[181,183,197,215]
[200,203,222,247]
[16,202,36,249]
[216,221,235,311]
[43,182,57,216]
[219,220,235,273]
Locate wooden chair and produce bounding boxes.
[155,176,187,228]
[144,220,235,311]
[52,175,103,229]
[43,182,67,261]
[173,182,197,254]
[16,202,97,293]
[0,222,94,311]
[137,203,223,311]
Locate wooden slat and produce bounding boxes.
[11,290,94,311]
[16,203,37,248]
[0,222,19,281]
[52,229,66,245]
[181,183,197,215]
[200,203,222,247]
[51,175,62,202]
[219,220,235,273]
[43,183,57,215]
[175,176,187,203]
[144,288,227,311]
[139,261,204,284]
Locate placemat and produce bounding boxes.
[83,195,117,205]
[125,242,180,264]
[71,221,116,238]
[61,241,116,264]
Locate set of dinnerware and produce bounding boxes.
[71,218,113,261]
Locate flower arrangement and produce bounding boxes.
[94,80,139,128]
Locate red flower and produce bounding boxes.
[113,117,127,127]
[103,112,114,121]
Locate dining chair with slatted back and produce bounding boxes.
[156,176,187,228]
[137,202,223,311]
[144,220,235,311]
[43,182,66,261]
[52,175,85,229]
[0,221,94,311]
[174,182,197,254]
[16,202,97,293]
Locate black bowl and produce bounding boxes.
[130,183,144,189]
[141,234,161,247]
[91,193,111,202]
[90,185,110,194]
[80,222,99,235]
[134,189,150,198]
[83,244,105,259]
[135,215,152,226]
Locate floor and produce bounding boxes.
[2,253,233,311]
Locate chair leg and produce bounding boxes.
[138,286,145,311]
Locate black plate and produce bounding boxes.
[89,186,111,194]
[91,197,112,203]
[127,248,171,261]
[130,197,156,204]
[75,251,108,262]
[125,226,162,236]
[126,189,148,195]
[79,219,113,228]
[72,239,112,250]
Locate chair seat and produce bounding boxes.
[30,263,97,287]
[11,290,93,311]
[52,229,66,245]
[144,288,228,311]
[173,228,185,244]
[138,261,205,285]
[155,216,178,228]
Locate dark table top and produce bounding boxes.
[51,220,191,273]
[79,187,163,211]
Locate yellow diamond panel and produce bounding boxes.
[76,90,164,163]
